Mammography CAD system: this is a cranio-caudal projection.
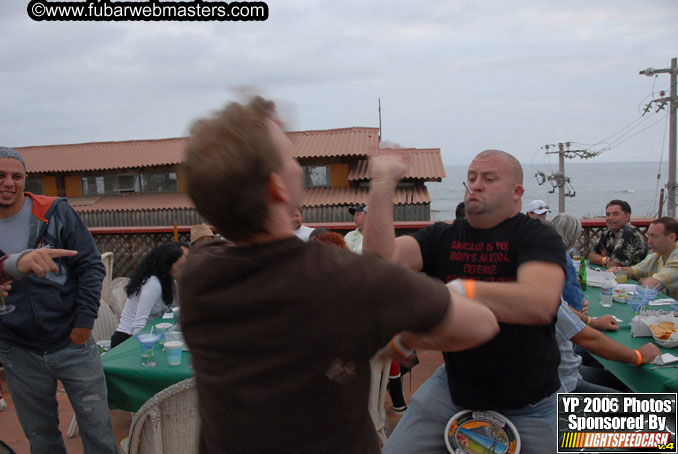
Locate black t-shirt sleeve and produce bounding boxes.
[516,219,567,272]
[412,222,451,280]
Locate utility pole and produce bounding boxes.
[378,98,382,142]
[640,57,678,217]
[537,143,596,213]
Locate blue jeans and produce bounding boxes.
[0,338,117,454]
[574,378,619,393]
[383,366,558,454]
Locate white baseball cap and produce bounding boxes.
[527,200,551,215]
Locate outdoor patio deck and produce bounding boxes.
[0,351,444,453]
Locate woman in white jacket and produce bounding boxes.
[110,243,187,348]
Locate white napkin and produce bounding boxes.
[651,353,678,365]
[162,312,174,319]
[613,316,623,323]
[649,298,677,306]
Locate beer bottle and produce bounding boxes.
[578,256,587,291]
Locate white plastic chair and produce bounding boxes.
[92,298,119,345]
[368,355,391,446]
[110,277,131,319]
[100,252,114,308]
[122,378,199,454]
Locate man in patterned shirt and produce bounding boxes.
[610,217,678,298]
[588,199,647,267]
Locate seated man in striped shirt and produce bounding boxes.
[555,300,660,393]
[610,217,678,298]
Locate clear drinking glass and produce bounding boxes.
[0,294,16,316]
[627,294,645,316]
[135,330,162,367]
[615,270,627,284]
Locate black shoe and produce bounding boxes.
[388,376,407,414]
[392,403,407,414]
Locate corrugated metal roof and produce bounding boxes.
[348,148,446,181]
[17,138,187,174]
[15,128,444,178]
[289,127,379,159]
[301,186,430,207]
[69,185,430,213]
[70,192,194,213]
[16,128,380,173]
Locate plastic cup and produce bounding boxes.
[627,293,646,316]
[155,323,173,345]
[165,330,184,344]
[615,270,627,284]
[165,341,184,366]
[636,286,658,302]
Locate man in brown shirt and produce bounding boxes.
[179,97,499,454]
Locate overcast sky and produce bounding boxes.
[1,0,676,166]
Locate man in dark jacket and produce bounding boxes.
[0,147,117,454]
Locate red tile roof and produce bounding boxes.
[17,138,187,174]
[302,186,431,207]
[289,127,379,159]
[349,148,446,181]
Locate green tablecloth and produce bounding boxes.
[583,278,678,393]
[102,317,193,412]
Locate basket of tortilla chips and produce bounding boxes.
[649,321,678,348]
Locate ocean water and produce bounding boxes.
[428,161,669,221]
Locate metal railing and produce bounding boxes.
[91,219,653,279]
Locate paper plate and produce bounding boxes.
[444,410,520,454]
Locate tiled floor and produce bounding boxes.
[0,369,132,454]
[0,351,444,453]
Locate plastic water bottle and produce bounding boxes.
[600,276,615,307]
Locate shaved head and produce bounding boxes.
[475,149,523,184]
[465,149,525,228]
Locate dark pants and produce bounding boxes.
[110,330,132,349]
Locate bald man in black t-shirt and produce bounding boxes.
[365,149,566,454]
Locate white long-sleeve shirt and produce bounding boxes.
[116,276,176,335]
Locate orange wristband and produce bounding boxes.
[463,280,476,300]
[602,257,608,266]
[634,350,642,366]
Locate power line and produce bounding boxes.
[653,114,670,216]
[588,114,668,155]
